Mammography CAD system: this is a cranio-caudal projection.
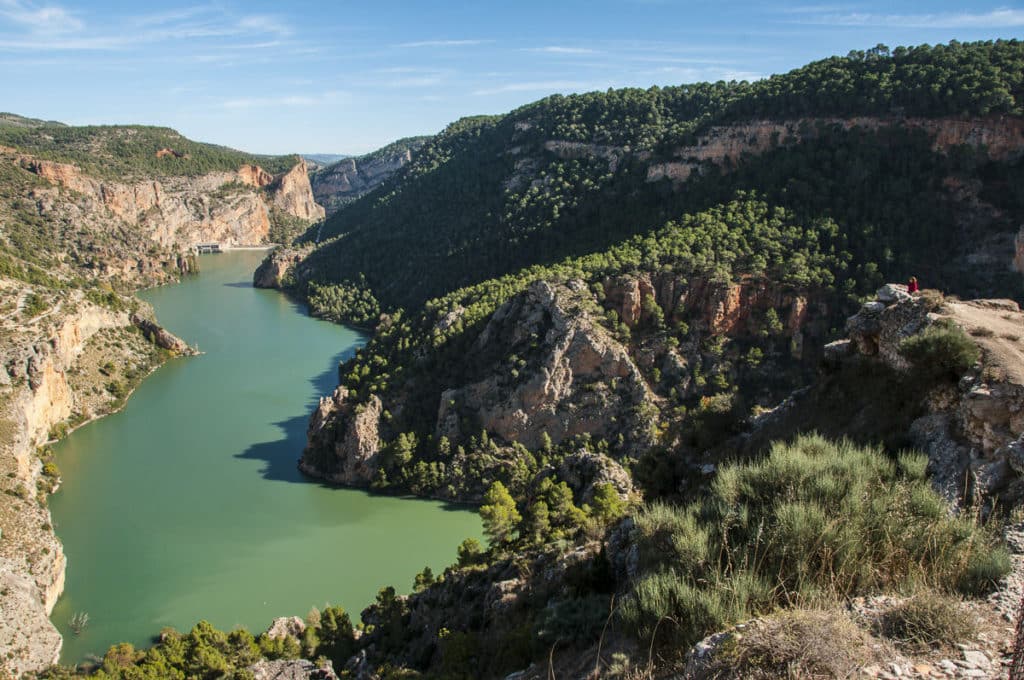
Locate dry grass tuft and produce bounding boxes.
[879,591,976,653]
[697,609,886,679]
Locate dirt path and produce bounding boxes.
[944,299,1024,385]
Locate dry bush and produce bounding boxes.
[696,609,886,679]
[879,591,977,652]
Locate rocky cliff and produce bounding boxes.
[15,152,323,252]
[311,139,426,216]
[0,294,191,677]
[842,286,1024,508]
[300,269,825,501]
[643,116,1024,185]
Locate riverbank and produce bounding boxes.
[48,252,482,665]
[0,291,194,677]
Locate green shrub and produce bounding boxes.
[899,321,980,378]
[621,434,1008,649]
[534,594,612,644]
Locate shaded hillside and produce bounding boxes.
[286,40,1024,316]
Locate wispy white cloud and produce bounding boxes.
[0,2,296,52]
[790,7,1024,28]
[237,15,292,38]
[396,39,489,48]
[0,0,82,34]
[129,6,215,29]
[380,75,443,87]
[473,80,596,96]
[524,46,599,55]
[219,91,347,110]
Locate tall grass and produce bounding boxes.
[620,434,1009,648]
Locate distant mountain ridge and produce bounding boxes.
[303,153,351,168]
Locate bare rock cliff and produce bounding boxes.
[0,302,130,675]
[253,247,303,289]
[311,145,421,216]
[0,296,194,676]
[269,159,325,222]
[18,156,323,249]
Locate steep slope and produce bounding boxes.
[278,40,1024,318]
[299,199,839,500]
[310,136,429,216]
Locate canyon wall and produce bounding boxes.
[18,155,323,249]
[311,144,422,216]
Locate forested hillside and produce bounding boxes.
[286,40,1024,321]
[0,123,298,180]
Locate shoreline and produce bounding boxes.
[0,275,200,676]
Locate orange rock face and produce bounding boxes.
[236,164,274,188]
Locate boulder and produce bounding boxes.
[876,283,911,304]
[264,616,306,641]
[248,659,338,680]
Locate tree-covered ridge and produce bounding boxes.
[0,112,65,128]
[299,197,852,502]
[296,40,1024,313]
[0,122,298,180]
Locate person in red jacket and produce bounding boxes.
[907,276,919,294]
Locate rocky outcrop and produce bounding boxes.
[437,281,657,453]
[843,286,1024,507]
[129,314,196,355]
[265,616,307,641]
[254,247,303,289]
[269,159,325,222]
[248,659,338,680]
[603,272,822,342]
[557,451,633,504]
[17,155,323,250]
[302,389,383,486]
[311,141,425,216]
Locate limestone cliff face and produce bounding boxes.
[18,155,323,249]
[300,280,661,489]
[0,302,128,676]
[0,298,192,677]
[603,273,820,357]
[302,389,383,486]
[436,281,657,453]
[645,116,1024,184]
[269,159,325,222]
[299,273,825,497]
[311,144,422,216]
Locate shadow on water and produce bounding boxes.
[234,345,473,513]
[223,281,254,288]
[235,347,354,485]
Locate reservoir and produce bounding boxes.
[49,250,481,663]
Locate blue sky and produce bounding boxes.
[0,1,1021,155]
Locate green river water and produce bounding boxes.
[49,250,481,663]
